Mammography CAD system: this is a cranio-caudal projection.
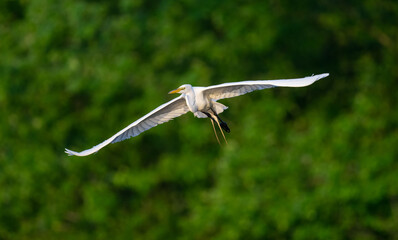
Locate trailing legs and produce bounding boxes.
[202,111,230,144]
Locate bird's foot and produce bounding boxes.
[220,121,230,133]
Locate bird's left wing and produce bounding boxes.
[65,95,189,156]
[203,73,329,101]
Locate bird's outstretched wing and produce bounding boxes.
[203,73,329,101]
[65,95,189,156]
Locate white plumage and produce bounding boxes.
[65,73,329,156]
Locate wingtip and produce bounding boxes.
[65,148,78,156]
[315,73,329,80]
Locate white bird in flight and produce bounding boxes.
[65,73,329,156]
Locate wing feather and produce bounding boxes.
[65,95,189,156]
[204,73,329,100]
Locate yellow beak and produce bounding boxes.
[168,88,181,94]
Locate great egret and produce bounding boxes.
[65,73,329,156]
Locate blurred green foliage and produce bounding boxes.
[1,0,398,239]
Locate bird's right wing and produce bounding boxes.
[203,73,329,101]
[65,95,189,156]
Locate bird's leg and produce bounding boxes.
[210,118,221,145]
[215,114,230,133]
[215,117,228,145]
[210,112,228,145]
[202,111,222,145]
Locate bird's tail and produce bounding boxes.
[212,101,228,115]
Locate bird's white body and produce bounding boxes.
[183,86,222,118]
[190,87,204,112]
[65,73,329,156]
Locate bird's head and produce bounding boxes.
[168,84,192,94]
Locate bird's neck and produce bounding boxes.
[185,90,197,112]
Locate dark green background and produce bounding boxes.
[1,0,397,239]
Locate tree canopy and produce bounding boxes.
[1,0,397,239]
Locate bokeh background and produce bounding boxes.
[1,0,398,239]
